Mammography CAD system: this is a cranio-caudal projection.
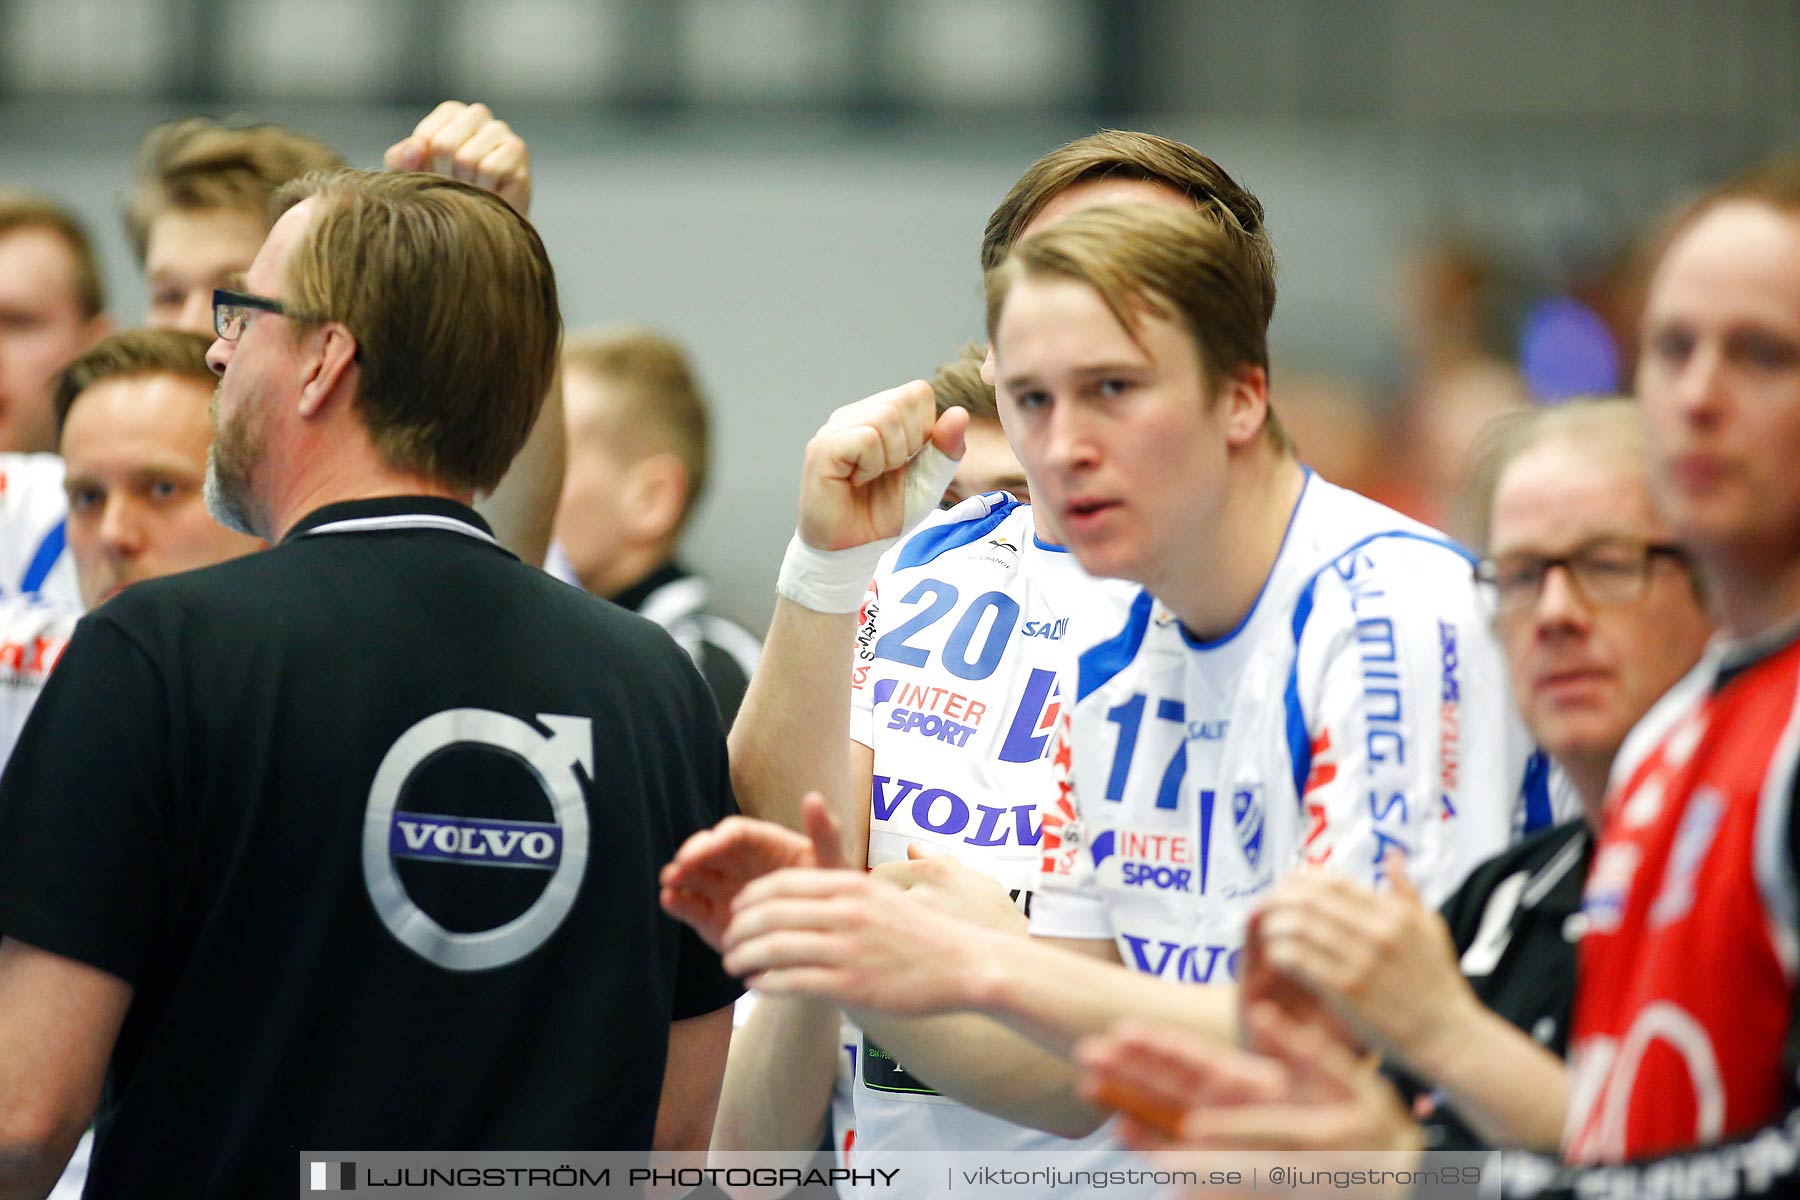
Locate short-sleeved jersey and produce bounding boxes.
[852,493,1137,892]
[845,493,1139,1183]
[0,497,740,1198]
[1034,472,1550,982]
[1565,631,1800,1163]
[0,453,78,607]
[0,593,76,763]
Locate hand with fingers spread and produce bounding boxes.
[660,793,845,952]
[385,100,532,214]
[1247,860,1479,1073]
[871,843,1028,935]
[721,866,994,1015]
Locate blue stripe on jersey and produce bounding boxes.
[20,519,66,595]
[1032,534,1069,553]
[1282,529,1479,809]
[1284,582,1321,804]
[1521,749,1554,834]
[892,496,1021,571]
[1078,589,1155,702]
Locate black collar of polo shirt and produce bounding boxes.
[282,496,496,544]
[610,560,690,613]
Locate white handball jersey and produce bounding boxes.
[1033,471,1560,982]
[0,454,78,608]
[0,594,78,765]
[847,492,1141,1189]
[852,493,1136,889]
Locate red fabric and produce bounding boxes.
[1566,640,1799,1163]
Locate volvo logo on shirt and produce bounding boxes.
[390,815,562,867]
[1119,934,1241,983]
[869,775,1039,847]
[362,708,593,972]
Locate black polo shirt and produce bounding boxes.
[0,497,740,1197]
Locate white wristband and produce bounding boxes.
[777,534,888,613]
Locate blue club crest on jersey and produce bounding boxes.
[1232,785,1265,871]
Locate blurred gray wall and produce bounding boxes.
[2,0,1795,631]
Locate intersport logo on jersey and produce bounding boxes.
[873,677,989,748]
[1090,828,1195,892]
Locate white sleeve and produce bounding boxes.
[1293,545,1529,907]
[1027,709,1114,940]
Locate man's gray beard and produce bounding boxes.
[204,443,259,538]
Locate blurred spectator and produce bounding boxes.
[126,117,343,334]
[1379,236,1531,535]
[123,105,562,565]
[56,330,265,613]
[3,327,263,753]
[0,191,111,608]
[549,327,760,728]
[1268,370,1385,499]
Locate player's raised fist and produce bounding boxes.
[797,380,967,552]
[385,101,532,215]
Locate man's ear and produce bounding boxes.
[622,452,692,546]
[1221,364,1271,450]
[296,323,359,419]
